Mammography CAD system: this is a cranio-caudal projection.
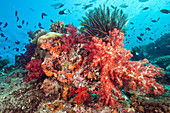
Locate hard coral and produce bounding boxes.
[40,78,60,96]
[50,21,67,33]
[24,59,45,82]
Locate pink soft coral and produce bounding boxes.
[83,28,164,107]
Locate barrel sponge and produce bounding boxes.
[153,55,170,64]
[37,32,63,46]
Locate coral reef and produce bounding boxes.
[0,18,168,112]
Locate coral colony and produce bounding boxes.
[23,23,164,111]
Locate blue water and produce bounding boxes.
[0,0,170,65]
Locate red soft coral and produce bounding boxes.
[74,86,91,105]
[24,59,45,82]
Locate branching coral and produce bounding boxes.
[79,5,128,41]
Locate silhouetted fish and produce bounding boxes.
[59,9,67,15]
[39,26,44,29]
[38,22,41,26]
[74,3,81,6]
[111,5,115,9]
[26,22,29,26]
[149,37,154,40]
[15,10,18,16]
[68,9,71,14]
[3,22,8,28]
[22,20,24,25]
[15,41,20,44]
[29,8,34,12]
[17,25,22,28]
[145,27,151,31]
[5,37,8,41]
[17,17,19,22]
[160,9,170,14]
[130,22,134,24]
[137,36,142,41]
[83,4,93,10]
[50,19,54,23]
[120,4,128,8]
[51,3,64,9]
[0,33,5,37]
[140,33,144,36]
[142,7,149,10]
[41,13,48,19]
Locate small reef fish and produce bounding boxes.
[149,37,154,40]
[74,3,81,6]
[140,33,144,36]
[151,17,160,23]
[17,25,22,28]
[5,37,8,41]
[145,27,151,31]
[142,7,149,10]
[3,22,8,28]
[39,26,44,29]
[68,9,71,14]
[59,9,67,15]
[26,22,29,26]
[29,8,34,12]
[41,13,48,19]
[15,10,18,16]
[160,9,170,14]
[15,41,20,44]
[38,22,41,27]
[111,5,115,9]
[17,17,19,22]
[0,33,6,37]
[50,19,54,23]
[22,20,24,25]
[137,36,142,41]
[120,4,128,8]
[51,3,64,9]
[83,4,93,10]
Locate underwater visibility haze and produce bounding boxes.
[0,0,170,112]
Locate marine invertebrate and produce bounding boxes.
[83,28,164,107]
[50,21,67,33]
[40,78,60,96]
[79,5,128,41]
[23,59,45,82]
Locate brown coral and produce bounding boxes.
[50,21,67,33]
[40,78,61,96]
